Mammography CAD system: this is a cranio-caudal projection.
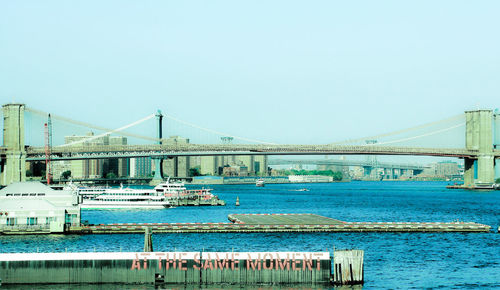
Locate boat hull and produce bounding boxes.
[81,201,169,209]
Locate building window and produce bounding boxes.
[45,217,56,224]
[65,214,78,225]
[6,217,17,226]
[27,217,38,226]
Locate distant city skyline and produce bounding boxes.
[1,1,499,146]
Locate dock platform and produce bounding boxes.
[64,213,491,234]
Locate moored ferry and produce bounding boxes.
[67,183,170,209]
[154,179,217,201]
[68,179,223,209]
[81,192,170,209]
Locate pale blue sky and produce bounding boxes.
[1,1,499,145]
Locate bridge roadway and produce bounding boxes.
[21,144,500,161]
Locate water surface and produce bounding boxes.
[1,181,499,289]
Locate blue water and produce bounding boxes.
[1,181,499,289]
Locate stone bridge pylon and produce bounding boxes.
[463,110,496,187]
[1,104,26,185]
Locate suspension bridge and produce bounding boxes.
[1,103,499,188]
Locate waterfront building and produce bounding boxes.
[254,155,268,176]
[435,161,460,178]
[130,157,152,177]
[50,160,72,180]
[64,133,130,179]
[0,182,80,233]
[421,161,462,180]
[108,136,129,177]
[222,166,238,176]
[289,175,333,183]
[200,155,268,177]
[65,132,109,178]
[200,156,219,175]
[163,136,190,178]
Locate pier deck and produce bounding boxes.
[64,213,491,234]
[228,213,344,225]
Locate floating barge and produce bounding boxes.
[64,214,491,234]
[446,184,499,190]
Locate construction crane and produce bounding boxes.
[44,114,53,185]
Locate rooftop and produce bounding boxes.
[0,182,73,197]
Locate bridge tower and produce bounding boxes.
[150,110,164,184]
[1,104,26,185]
[463,110,495,187]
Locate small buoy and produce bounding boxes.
[235,196,240,206]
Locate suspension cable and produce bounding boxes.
[57,114,156,147]
[375,123,465,145]
[163,113,277,145]
[330,113,465,145]
[26,107,159,142]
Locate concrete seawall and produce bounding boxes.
[0,252,332,285]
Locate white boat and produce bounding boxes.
[256,178,265,187]
[70,179,220,209]
[70,183,170,209]
[154,178,217,201]
[81,193,170,209]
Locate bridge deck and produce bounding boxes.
[24,144,497,161]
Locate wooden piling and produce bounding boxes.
[332,249,364,285]
[143,227,153,252]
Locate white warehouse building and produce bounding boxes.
[0,182,81,234]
